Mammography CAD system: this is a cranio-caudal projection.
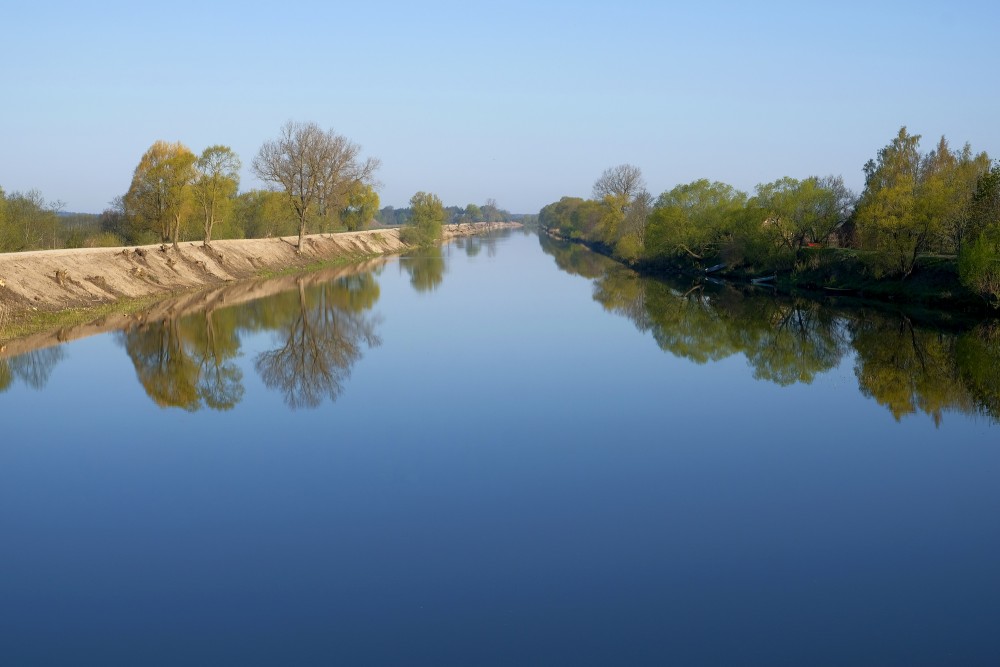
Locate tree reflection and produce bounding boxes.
[399,248,446,293]
[544,231,1000,424]
[0,347,65,393]
[852,314,974,424]
[739,301,845,386]
[255,274,381,409]
[121,310,243,411]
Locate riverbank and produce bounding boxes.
[0,222,519,342]
[545,230,993,316]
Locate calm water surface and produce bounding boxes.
[2,230,999,665]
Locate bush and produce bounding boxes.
[959,235,1000,307]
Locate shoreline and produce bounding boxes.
[0,222,520,346]
[543,230,994,317]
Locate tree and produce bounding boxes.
[0,189,59,251]
[590,164,651,252]
[0,186,7,247]
[481,198,506,222]
[747,175,855,254]
[339,182,380,231]
[252,120,380,251]
[854,127,927,277]
[463,203,482,223]
[193,145,241,246]
[644,179,747,264]
[232,189,297,239]
[400,191,444,245]
[124,140,198,247]
[593,164,646,203]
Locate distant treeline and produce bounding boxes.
[0,186,523,253]
[539,127,1000,306]
[0,121,524,254]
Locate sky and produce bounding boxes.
[1,0,998,214]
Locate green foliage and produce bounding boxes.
[123,140,198,246]
[232,189,297,239]
[84,231,126,248]
[856,128,991,278]
[0,189,60,251]
[644,179,747,264]
[193,145,241,245]
[340,183,380,231]
[959,234,1000,306]
[400,191,444,246]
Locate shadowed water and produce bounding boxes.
[1,229,998,666]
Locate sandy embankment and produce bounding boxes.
[0,222,519,346]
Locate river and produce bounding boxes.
[2,229,998,665]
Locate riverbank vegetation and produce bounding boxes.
[539,127,1000,309]
[0,121,517,255]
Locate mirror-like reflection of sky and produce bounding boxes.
[1,230,999,666]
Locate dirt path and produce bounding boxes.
[0,222,519,340]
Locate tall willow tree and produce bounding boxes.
[124,141,198,247]
[252,121,380,251]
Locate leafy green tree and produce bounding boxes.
[854,128,989,277]
[644,179,747,264]
[463,203,482,223]
[749,176,853,254]
[959,233,1000,307]
[0,186,7,246]
[339,182,380,231]
[124,140,198,247]
[935,142,992,254]
[0,189,59,251]
[193,145,241,246]
[252,120,380,251]
[854,127,925,277]
[400,191,444,245]
[232,189,297,239]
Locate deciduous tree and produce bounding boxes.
[193,145,241,246]
[400,191,444,245]
[252,120,380,250]
[124,140,198,247]
[339,182,380,231]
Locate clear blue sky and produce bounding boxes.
[2,0,997,214]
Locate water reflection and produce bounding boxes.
[254,273,381,409]
[0,347,65,392]
[113,267,382,410]
[542,234,1000,424]
[399,248,446,293]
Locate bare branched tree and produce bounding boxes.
[252,121,380,251]
[593,164,646,203]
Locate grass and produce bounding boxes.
[0,293,165,345]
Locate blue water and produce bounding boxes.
[1,230,998,665]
